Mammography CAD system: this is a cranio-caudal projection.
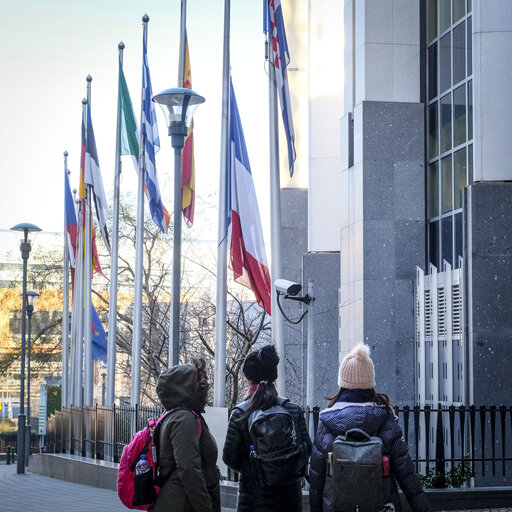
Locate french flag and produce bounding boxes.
[64,167,77,268]
[228,82,271,314]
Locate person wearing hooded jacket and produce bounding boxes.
[309,344,430,512]
[223,344,312,512]
[150,359,221,512]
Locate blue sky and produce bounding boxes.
[0,0,270,246]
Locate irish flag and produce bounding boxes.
[228,82,271,314]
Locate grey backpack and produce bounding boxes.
[326,428,391,512]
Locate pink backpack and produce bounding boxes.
[117,408,202,509]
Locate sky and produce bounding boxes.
[0,0,271,249]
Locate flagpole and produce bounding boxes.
[107,42,124,408]
[132,15,149,407]
[266,14,286,396]
[167,4,188,369]
[178,0,187,88]
[62,152,70,409]
[69,187,78,406]
[75,97,87,408]
[84,75,94,407]
[214,0,231,408]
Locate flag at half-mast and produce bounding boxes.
[228,81,271,314]
[64,167,77,268]
[80,116,106,278]
[141,37,170,233]
[84,104,111,253]
[267,0,296,176]
[181,35,195,227]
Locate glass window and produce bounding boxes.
[442,216,453,266]
[453,0,465,22]
[440,93,452,153]
[467,16,472,75]
[468,79,473,140]
[455,212,463,263]
[428,0,438,42]
[429,221,439,269]
[428,103,439,159]
[428,162,439,218]
[453,21,465,85]
[468,144,473,183]
[454,147,466,209]
[440,33,451,92]
[440,0,452,33]
[453,84,466,147]
[442,155,453,213]
[428,43,438,101]
[467,0,472,12]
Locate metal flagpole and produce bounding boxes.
[266,14,286,396]
[214,0,231,407]
[167,4,187,368]
[178,0,187,88]
[84,75,94,407]
[69,187,77,406]
[75,97,88,408]
[107,42,125,408]
[131,15,149,407]
[62,152,70,409]
[306,279,315,439]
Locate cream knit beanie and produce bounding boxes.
[338,343,376,389]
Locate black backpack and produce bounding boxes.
[326,428,391,512]
[237,397,308,487]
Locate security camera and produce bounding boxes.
[274,279,302,297]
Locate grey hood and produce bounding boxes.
[156,363,199,411]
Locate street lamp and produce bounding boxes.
[20,290,39,466]
[10,222,41,474]
[153,87,205,366]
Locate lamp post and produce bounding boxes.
[153,87,205,366]
[21,290,40,466]
[10,222,41,474]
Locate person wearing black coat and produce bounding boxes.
[309,344,430,512]
[223,345,312,512]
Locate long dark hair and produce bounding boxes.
[326,387,396,417]
[237,381,278,422]
[192,358,209,411]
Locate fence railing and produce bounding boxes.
[0,432,41,454]
[42,403,512,485]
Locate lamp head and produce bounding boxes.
[152,87,205,132]
[10,223,41,234]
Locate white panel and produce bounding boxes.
[363,43,394,102]
[392,44,420,103]
[365,0,393,44]
[392,0,420,45]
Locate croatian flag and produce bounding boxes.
[228,82,271,314]
[84,105,111,253]
[268,0,296,176]
[141,37,170,233]
[64,167,77,268]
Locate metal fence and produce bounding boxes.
[0,432,40,454]
[42,403,512,485]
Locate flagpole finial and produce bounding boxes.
[82,98,87,105]
[86,74,92,83]
[64,150,68,157]
[67,169,71,176]
[118,41,125,50]
[142,13,149,22]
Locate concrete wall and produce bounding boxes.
[473,0,512,181]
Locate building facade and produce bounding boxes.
[282,0,512,408]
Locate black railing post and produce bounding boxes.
[435,403,446,488]
[500,405,506,477]
[403,405,410,445]
[459,405,466,479]
[479,405,486,476]
[469,405,476,476]
[490,405,496,477]
[413,405,420,473]
[313,406,320,435]
[425,405,431,474]
[448,405,455,470]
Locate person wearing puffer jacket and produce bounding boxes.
[309,344,429,512]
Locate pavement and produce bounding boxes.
[1,463,511,512]
[0,462,236,512]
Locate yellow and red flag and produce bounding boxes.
[181,36,195,227]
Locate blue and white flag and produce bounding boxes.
[91,304,107,362]
[267,0,296,176]
[141,37,170,233]
[84,105,111,253]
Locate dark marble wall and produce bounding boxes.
[361,101,425,404]
[466,182,512,405]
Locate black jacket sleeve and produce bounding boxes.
[222,407,244,472]
[379,417,430,512]
[308,422,326,512]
